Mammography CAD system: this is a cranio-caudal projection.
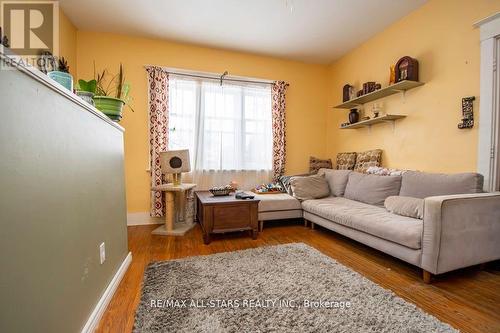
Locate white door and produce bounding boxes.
[496,37,500,191]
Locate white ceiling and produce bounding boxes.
[59,0,427,64]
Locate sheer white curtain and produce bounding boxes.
[168,75,273,190]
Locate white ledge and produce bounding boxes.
[0,49,124,133]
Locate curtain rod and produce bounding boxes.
[144,65,275,86]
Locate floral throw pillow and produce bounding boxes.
[336,152,357,170]
[354,149,382,173]
[309,156,333,174]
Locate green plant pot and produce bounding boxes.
[47,71,73,91]
[93,96,125,122]
[76,91,95,106]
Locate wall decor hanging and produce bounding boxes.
[395,56,419,82]
[458,96,475,129]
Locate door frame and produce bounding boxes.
[475,13,500,191]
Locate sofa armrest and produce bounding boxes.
[421,192,500,274]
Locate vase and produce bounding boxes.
[47,71,73,91]
[349,109,359,124]
[93,96,125,122]
[76,91,95,106]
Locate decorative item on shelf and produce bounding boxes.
[342,84,354,102]
[389,65,396,85]
[47,56,73,91]
[362,82,377,95]
[160,149,191,186]
[357,89,363,97]
[395,56,419,82]
[75,79,96,106]
[92,63,135,122]
[458,96,475,129]
[372,103,382,118]
[0,27,9,47]
[375,83,382,90]
[209,185,233,196]
[37,51,57,74]
[252,183,284,194]
[348,108,359,124]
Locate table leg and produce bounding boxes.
[203,233,211,245]
[251,229,258,240]
[165,192,175,232]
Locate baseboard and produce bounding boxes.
[81,252,132,333]
[127,212,163,226]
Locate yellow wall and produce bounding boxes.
[60,0,499,213]
[75,31,328,212]
[58,9,77,76]
[326,0,500,173]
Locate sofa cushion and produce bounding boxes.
[254,193,302,212]
[399,171,484,199]
[317,168,351,197]
[336,152,357,170]
[344,172,402,206]
[302,197,422,249]
[309,156,332,173]
[354,149,382,173]
[290,175,330,201]
[279,173,311,195]
[385,196,424,219]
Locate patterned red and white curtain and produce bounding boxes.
[271,81,289,181]
[146,66,169,217]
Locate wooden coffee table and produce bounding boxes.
[195,191,260,244]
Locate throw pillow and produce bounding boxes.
[309,156,333,173]
[344,172,402,206]
[290,175,330,201]
[399,171,484,199]
[384,196,424,219]
[336,152,357,170]
[366,166,405,176]
[354,149,382,173]
[279,173,311,195]
[317,168,351,197]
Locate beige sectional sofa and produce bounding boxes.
[256,169,500,282]
[255,193,303,231]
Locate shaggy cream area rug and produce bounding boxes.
[134,243,458,332]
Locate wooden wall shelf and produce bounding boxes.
[333,80,424,109]
[339,114,406,129]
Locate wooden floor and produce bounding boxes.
[96,220,500,333]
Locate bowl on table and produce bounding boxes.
[209,186,232,196]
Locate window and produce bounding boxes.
[168,75,273,171]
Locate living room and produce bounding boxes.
[1,0,500,332]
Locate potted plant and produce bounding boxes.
[75,79,96,106]
[47,57,73,91]
[92,63,134,122]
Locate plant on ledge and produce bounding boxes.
[47,56,73,92]
[75,78,97,106]
[90,63,135,122]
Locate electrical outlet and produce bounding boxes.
[99,242,106,264]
